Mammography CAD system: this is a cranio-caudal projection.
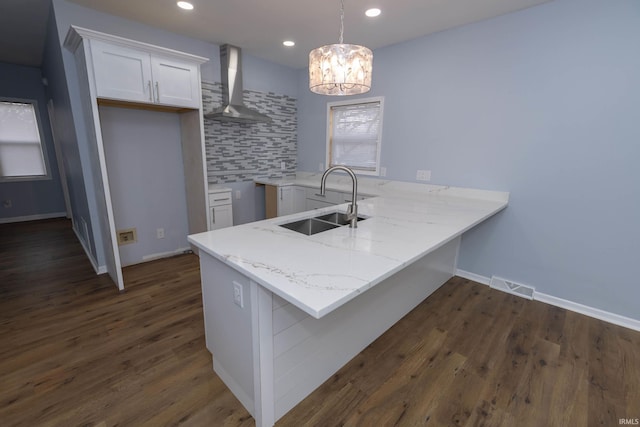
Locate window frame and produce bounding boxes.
[325,96,384,177]
[0,97,51,182]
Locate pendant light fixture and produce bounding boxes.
[309,0,373,96]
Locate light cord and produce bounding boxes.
[339,0,345,44]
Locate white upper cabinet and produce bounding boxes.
[91,40,201,108]
[91,40,153,103]
[64,26,206,109]
[150,56,200,108]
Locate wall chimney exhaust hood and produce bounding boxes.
[204,44,272,124]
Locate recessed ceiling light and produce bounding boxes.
[177,1,194,10]
[283,40,295,47]
[365,8,381,17]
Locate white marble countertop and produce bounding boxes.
[189,177,508,319]
[254,176,297,187]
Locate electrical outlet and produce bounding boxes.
[416,170,431,181]
[156,228,165,239]
[281,161,286,171]
[380,167,387,177]
[2,200,11,208]
[233,281,244,308]
[235,190,241,199]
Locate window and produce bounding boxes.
[327,96,383,176]
[0,99,49,181]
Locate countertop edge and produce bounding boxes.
[189,194,508,319]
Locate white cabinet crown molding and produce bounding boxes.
[63,25,208,64]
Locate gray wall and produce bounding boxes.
[0,62,66,221]
[43,5,103,264]
[296,0,640,320]
[49,0,299,267]
[99,106,190,266]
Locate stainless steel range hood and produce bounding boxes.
[204,44,272,124]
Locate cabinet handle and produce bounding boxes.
[211,207,215,223]
[155,81,160,103]
[213,198,228,202]
[280,188,283,200]
[147,81,152,102]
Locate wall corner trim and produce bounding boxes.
[73,223,106,275]
[455,269,640,332]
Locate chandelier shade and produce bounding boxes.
[308,0,373,96]
[309,43,373,95]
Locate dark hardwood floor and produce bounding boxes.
[1,218,638,426]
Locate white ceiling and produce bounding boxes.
[0,0,551,69]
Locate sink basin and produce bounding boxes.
[279,210,368,236]
[313,212,367,226]
[279,218,340,236]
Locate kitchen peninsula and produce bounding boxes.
[188,175,508,427]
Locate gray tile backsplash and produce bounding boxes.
[202,81,297,184]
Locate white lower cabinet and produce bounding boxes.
[265,183,371,218]
[305,187,344,210]
[210,204,233,230]
[209,188,233,230]
[305,186,370,210]
[306,198,335,210]
[278,186,306,216]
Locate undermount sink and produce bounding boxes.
[314,212,367,226]
[280,218,340,236]
[279,211,368,236]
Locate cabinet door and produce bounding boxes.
[211,204,233,230]
[292,187,307,214]
[151,56,200,108]
[306,198,335,210]
[91,40,153,103]
[277,187,294,217]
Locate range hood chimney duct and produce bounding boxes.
[204,44,272,123]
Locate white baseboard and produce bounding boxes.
[72,223,106,275]
[455,269,491,286]
[534,291,640,332]
[141,246,192,262]
[455,269,640,332]
[118,247,192,267]
[0,211,67,224]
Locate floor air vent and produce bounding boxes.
[489,276,534,300]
